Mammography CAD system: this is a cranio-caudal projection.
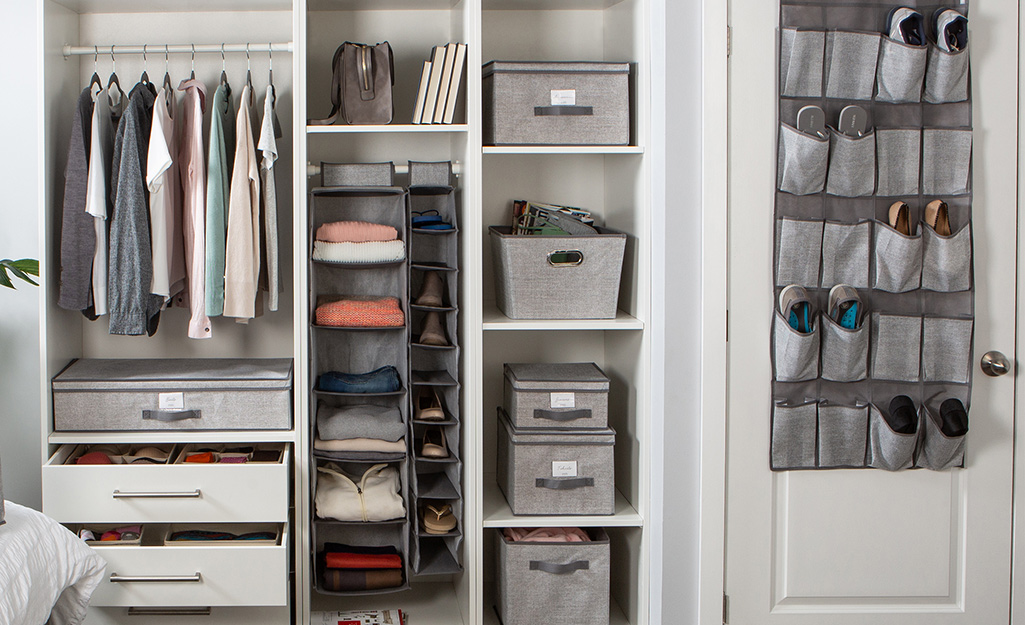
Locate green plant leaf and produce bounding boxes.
[0,268,15,289]
[0,259,39,288]
[7,259,39,276]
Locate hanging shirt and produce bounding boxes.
[84,82,120,317]
[58,87,94,311]
[146,85,186,302]
[177,78,213,339]
[108,82,162,336]
[258,84,281,313]
[223,84,261,322]
[204,83,235,317]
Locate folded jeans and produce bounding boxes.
[319,366,402,394]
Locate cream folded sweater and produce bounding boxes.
[312,240,405,264]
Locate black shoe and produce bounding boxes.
[887,395,918,434]
[940,398,969,437]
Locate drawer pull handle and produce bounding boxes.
[112,489,202,499]
[128,607,211,616]
[110,573,202,583]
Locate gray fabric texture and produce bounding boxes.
[819,314,868,382]
[780,28,824,98]
[821,220,870,288]
[915,406,966,470]
[867,405,917,471]
[777,123,828,196]
[322,162,395,187]
[259,86,281,313]
[870,313,922,381]
[873,221,923,293]
[875,37,927,103]
[922,128,972,195]
[922,317,973,383]
[824,30,881,100]
[817,403,868,467]
[875,129,921,196]
[922,223,971,292]
[408,161,452,187]
[317,403,406,442]
[825,130,875,197]
[109,83,162,336]
[771,403,817,469]
[58,88,95,311]
[775,218,822,287]
[924,42,970,104]
[495,530,610,625]
[204,84,235,317]
[773,311,819,382]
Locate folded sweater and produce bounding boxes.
[316,220,397,243]
[314,437,407,454]
[325,552,403,570]
[502,527,592,543]
[312,239,405,264]
[322,568,404,592]
[315,296,404,327]
[317,403,406,442]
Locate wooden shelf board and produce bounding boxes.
[482,480,642,528]
[483,305,644,331]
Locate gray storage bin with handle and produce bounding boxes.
[497,408,615,515]
[483,61,630,146]
[495,527,610,625]
[52,358,293,431]
[504,362,610,430]
[489,226,626,320]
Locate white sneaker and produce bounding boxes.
[935,9,968,52]
[887,7,925,46]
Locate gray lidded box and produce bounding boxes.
[483,61,630,146]
[504,362,609,430]
[497,408,615,516]
[52,359,293,431]
[489,226,626,320]
[495,528,610,625]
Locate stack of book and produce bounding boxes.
[412,42,467,124]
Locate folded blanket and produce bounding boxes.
[315,297,404,327]
[317,403,406,442]
[325,552,403,570]
[322,568,404,592]
[314,437,407,454]
[502,527,592,543]
[313,240,405,264]
[316,220,397,243]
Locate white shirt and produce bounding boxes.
[257,85,280,313]
[223,85,261,322]
[84,82,120,316]
[146,86,185,301]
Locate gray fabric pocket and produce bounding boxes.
[922,317,973,383]
[778,123,829,196]
[821,220,870,288]
[873,221,922,293]
[776,218,823,287]
[921,223,971,292]
[875,37,927,103]
[924,42,969,104]
[820,314,868,382]
[922,129,972,196]
[817,403,868,468]
[870,313,922,381]
[916,406,966,470]
[866,404,917,471]
[781,28,825,97]
[772,401,817,469]
[826,130,876,197]
[824,31,882,100]
[773,311,820,382]
[875,129,921,197]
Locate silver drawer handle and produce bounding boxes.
[112,489,202,499]
[110,573,202,583]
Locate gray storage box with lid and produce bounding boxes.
[504,362,609,430]
[52,359,294,431]
[497,408,615,515]
[495,527,610,625]
[483,61,630,146]
[489,226,626,320]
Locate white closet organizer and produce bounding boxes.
[40,1,660,624]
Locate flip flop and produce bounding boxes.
[422,504,457,534]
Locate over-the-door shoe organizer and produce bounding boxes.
[772,1,973,471]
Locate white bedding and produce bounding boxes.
[0,502,106,625]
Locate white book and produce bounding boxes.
[411,60,432,124]
[433,42,459,123]
[443,43,467,124]
[421,46,447,125]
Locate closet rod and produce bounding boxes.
[63,42,294,57]
[307,163,463,177]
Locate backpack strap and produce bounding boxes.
[308,43,345,125]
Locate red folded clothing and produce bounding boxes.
[324,552,403,570]
[315,297,404,327]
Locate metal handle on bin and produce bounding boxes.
[112,490,202,499]
[534,105,593,116]
[529,560,590,575]
[110,572,202,583]
[143,409,200,422]
[534,408,591,422]
[547,250,584,267]
[535,477,594,490]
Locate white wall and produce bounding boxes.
[0,2,42,510]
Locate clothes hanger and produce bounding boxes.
[190,44,196,80]
[89,46,102,90]
[139,44,149,86]
[220,43,231,96]
[162,44,173,93]
[268,44,282,138]
[106,45,120,93]
[245,43,254,105]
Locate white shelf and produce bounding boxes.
[483,597,630,625]
[55,0,291,13]
[483,145,643,155]
[484,0,630,9]
[308,124,468,134]
[311,582,466,625]
[483,305,644,331]
[309,0,462,9]
[483,481,642,528]
[48,430,297,445]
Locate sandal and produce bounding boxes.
[422,503,457,534]
[888,201,911,236]
[415,387,446,421]
[925,199,952,236]
[420,426,449,459]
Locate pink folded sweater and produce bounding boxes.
[502,527,592,543]
[316,221,397,243]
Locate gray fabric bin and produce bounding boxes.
[52,358,293,431]
[489,226,626,320]
[321,162,395,187]
[504,363,609,430]
[483,61,630,146]
[497,409,615,515]
[924,43,969,104]
[495,528,610,625]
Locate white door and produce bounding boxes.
[724,1,1018,624]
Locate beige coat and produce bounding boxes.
[222,85,261,321]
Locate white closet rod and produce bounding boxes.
[63,43,294,57]
[306,163,463,177]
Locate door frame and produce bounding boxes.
[1010,4,1025,622]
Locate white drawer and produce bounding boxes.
[42,444,290,523]
[87,524,289,607]
[83,606,291,624]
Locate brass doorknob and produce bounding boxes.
[981,351,1011,377]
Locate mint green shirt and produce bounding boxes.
[204,84,235,316]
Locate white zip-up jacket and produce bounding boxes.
[315,463,405,522]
